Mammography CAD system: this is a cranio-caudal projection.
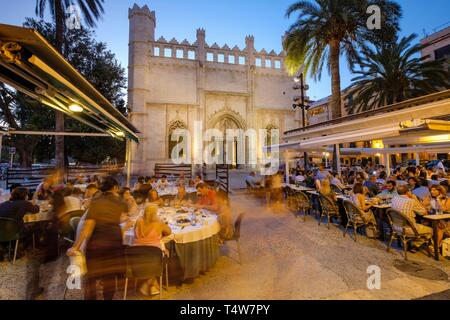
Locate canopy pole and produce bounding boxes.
[125,139,132,188]
[284,151,290,185]
[384,144,391,176]
[335,144,341,176]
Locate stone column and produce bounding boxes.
[245,36,256,169]
[128,4,156,175]
[196,29,206,168]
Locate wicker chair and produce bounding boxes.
[318,195,340,229]
[285,186,297,211]
[331,184,343,195]
[293,191,312,221]
[342,200,372,242]
[385,209,432,261]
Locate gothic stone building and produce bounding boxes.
[128,4,300,175]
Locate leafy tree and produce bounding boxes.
[347,34,450,114]
[283,0,402,119]
[35,0,105,169]
[0,19,126,166]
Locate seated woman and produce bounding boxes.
[134,204,172,296]
[424,185,450,248]
[176,173,187,187]
[319,179,337,202]
[193,175,204,187]
[147,189,164,207]
[0,187,40,225]
[171,185,192,207]
[34,178,54,201]
[156,176,170,189]
[120,187,139,220]
[350,183,378,231]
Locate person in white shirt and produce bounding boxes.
[330,172,346,190]
[436,160,446,173]
[156,176,170,189]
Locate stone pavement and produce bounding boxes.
[1,191,449,300]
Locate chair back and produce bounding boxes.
[245,180,252,189]
[125,246,163,279]
[331,184,343,194]
[69,217,81,233]
[234,213,246,240]
[319,195,339,215]
[0,217,21,242]
[343,200,366,224]
[294,191,311,209]
[386,209,419,237]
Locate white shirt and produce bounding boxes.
[64,196,82,214]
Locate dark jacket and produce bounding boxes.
[0,200,40,225]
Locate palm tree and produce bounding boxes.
[35,0,104,169]
[347,34,450,114]
[284,0,401,119]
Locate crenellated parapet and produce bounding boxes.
[149,30,285,70]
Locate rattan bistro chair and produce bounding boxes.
[342,200,371,242]
[331,184,343,195]
[385,209,433,261]
[0,217,23,264]
[293,191,312,222]
[318,195,340,229]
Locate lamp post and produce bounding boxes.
[293,73,310,170]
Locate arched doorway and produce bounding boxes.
[168,120,187,161]
[209,111,246,169]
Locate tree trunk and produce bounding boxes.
[329,39,342,119]
[54,0,65,170]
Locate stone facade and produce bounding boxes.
[128,4,300,175]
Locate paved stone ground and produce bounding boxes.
[1,189,449,300]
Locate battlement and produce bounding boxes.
[129,4,156,24]
[150,32,285,70]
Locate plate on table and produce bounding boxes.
[176,218,192,227]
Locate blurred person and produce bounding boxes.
[172,185,191,207]
[330,172,346,190]
[83,184,101,209]
[68,177,127,300]
[34,178,54,201]
[133,176,145,191]
[133,204,172,296]
[147,189,164,207]
[156,175,170,189]
[120,187,139,218]
[176,173,187,186]
[195,183,219,212]
[424,185,450,249]
[350,183,378,228]
[412,179,431,201]
[0,187,39,226]
[193,175,204,187]
[377,181,398,200]
[429,174,440,186]
[216,192,234,242]
[364,175,379,197]
[319,179,337,202]
[245,171,261,188]
[316,164,330,181]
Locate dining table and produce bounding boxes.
[122,205,221,281]
[423,213,450,261]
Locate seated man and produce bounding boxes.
[0,187,40,225]
[364,175,380,197]
[391,185,432,249]
[245,171,261,189]
[412,179,431,201]
[377,181,398,200]
[330,172,346,190]
[195,183,219,212]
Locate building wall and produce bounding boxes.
[128,4,300,175]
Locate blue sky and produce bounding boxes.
[1,0,449,101]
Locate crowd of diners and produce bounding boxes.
[0,170,233,300]
[246,161,450,255]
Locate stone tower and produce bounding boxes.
[128,4,156,174]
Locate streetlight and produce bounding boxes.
[292,73,310,170]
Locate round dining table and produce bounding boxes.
[122,205,221,281]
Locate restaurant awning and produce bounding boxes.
[0,23,140,142]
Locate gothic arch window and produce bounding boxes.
[265,124,278,147]
[168,120,187,160]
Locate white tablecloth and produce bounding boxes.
[156,186,197,197]
[123,207,220,245]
